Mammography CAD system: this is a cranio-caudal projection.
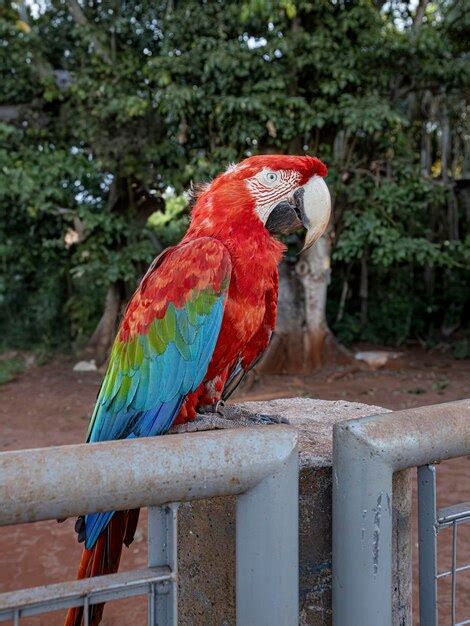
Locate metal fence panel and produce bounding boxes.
[0,567,171,622]
[418,464,470,626]
[0,426,298,626]
[332,399,470,626]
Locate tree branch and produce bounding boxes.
[413,0,430,30]
[65,0,112,65]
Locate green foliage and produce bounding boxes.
[0,0,468,351]
[148,194,189,249]
[334,173,460,268]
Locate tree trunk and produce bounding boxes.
[296,236,333,369]
[359,249,369,328]
[82,282,122,366]
[413,0,430,29]
[260,236,351,374]
[257,260,306,374]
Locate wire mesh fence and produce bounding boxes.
[418,464,470,626]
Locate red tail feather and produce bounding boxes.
[65,509,140,626]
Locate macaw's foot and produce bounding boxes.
[169,412,235,434]
[202,402,289,426]
[242,412,289,425]
[169,402,289,434]
[228,405,289,425]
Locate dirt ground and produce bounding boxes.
[0,347,469,625]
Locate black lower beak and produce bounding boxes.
[265,188,306,235]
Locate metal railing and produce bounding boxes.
[418,464,470,626]
[0,426,299,626]
[332,399,470,626]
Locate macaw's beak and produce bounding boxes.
[265,175,331,251]
[298,175,332,251]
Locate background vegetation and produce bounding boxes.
[1,0,468,360]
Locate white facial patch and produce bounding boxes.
[245,168,301,223]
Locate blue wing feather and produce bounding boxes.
[84,289,228,548]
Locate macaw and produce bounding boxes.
[65,154,330,626]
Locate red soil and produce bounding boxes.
[0,348,469,624]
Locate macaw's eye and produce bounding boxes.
[263,171,278,185]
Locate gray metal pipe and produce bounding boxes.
[236,449,299,626]
[333,399,470,626]
[0,426,297,526]
[340,399,470,471]
[417,465,438,626]
[333,429,393,625]
[148,505,178,626]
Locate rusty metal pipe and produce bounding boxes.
[0,426,297,526]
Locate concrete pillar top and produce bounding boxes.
[234,398,389,468]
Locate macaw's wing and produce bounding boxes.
[87,237,231,444]
[83,237,231,548]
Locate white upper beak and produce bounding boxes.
[301,175,331,251]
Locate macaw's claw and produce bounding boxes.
[198,400,226,416]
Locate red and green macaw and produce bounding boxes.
[66,154,330,626]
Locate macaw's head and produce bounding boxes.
[188,155,331,251]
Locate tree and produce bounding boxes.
[1,0,468,366]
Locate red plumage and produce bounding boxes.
[177,155,327,420]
